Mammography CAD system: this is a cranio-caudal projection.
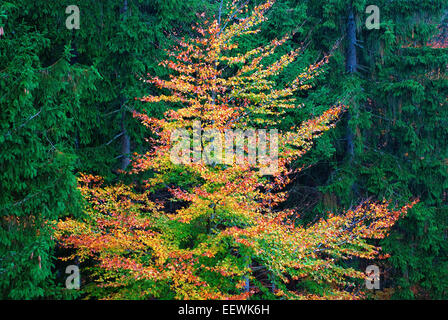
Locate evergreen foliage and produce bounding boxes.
[0,0,446,299]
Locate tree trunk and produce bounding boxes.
[120,110,131,170]
[345,5,357,161]
[346,7,357,73]
[119,0,130,170]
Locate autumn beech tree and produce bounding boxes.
[56,0,417,300]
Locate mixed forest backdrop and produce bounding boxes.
[0,0,447,300]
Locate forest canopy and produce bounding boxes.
[0,0,447,300]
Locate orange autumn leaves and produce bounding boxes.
[56,0,417,300]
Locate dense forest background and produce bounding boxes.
[1,0,447,299]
